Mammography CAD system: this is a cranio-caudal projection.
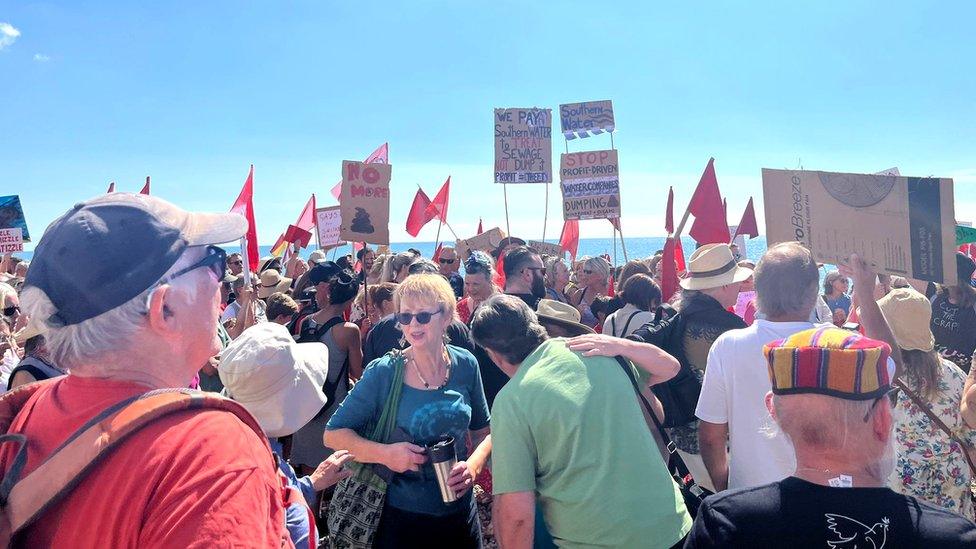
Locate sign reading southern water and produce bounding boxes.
[559,100,615,140]
[494,108,552,184]
[560,149,620,221]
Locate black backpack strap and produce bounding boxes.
[619,311,642,337]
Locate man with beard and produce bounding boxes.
[684,325,976,547]
[502,246,547,310]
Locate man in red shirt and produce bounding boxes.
[4,193,293,547]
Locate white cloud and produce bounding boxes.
[33,53,49,62]
[0,22,20,50]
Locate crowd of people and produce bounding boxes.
[0,191,975,547]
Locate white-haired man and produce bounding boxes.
[1,194,293,547]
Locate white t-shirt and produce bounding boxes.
[696,320,817,489]
[603,304,656,338]
[220,300,268,324]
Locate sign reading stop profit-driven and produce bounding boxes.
[560,149,620,221]
[0,228,23,253]
[340,160,392,245]
[494,108,553,184]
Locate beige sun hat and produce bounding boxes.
[680,243,753,291]
[877,287,935,352]
[536,298,595,336]
[219,322,329,438]
[258,269,292,299]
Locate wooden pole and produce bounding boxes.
[612,224,618,267]
[434,219,444,257]
[542,183,549,242]
[618,223,630,262]
[503,183,511,237]
[362,242,369,320]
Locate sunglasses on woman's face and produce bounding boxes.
[583,269,594,275]
[2,306,19,317]
[395,310,443,325]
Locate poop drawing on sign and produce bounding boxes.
[350,208,375,234]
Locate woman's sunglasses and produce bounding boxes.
[2,306,19,317]
[396,310,443,325]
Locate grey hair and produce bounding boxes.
[768,394,874,452]
[382,251,418,283]
[20,247,205,372]
[470,294,548,365]
[754,242,819,319]
[584,256,611,284]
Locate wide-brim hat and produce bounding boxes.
[877,287,935,352]
[258,269,292,299]
[680,243,753,291]
[219,323,329,438]
[536,298,595,336]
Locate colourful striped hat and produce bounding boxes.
[764,327,893,400]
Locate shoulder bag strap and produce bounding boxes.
[371,353,406,443]
[619,311,642,337]
[613,356,697,486]
[893,378,976,477]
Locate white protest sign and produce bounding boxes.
[0,228,24,253]
[315,206,343,248]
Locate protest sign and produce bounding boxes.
[0,196,29,242]
[560,149,620,221]
[528,239,563,258]
[762,169,956,283]
[559,100,615,140]
[0,228,23,254]
[456,227,507,258]
[315,206,343,248]
[283,224,312,249]
[340,161,391,245]
[494,108,552,184]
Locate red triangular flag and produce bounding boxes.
[661,236,681,302]
[732,197,759,240]
[688,158,730,244]
[406,188,436,237]
[674,236,686,272]
[230,165,260,273]
[607,274,616,298]
[477,218,484,235]
[609,217,621,232]
[295,194,316,233]
[106,182,116,193]
[425,176,450,223]
[433,243,443,263]
[140,176,150,195]
[331,142,389,201]
[665,186,675,234]
[559,219,580,262]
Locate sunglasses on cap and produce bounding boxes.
[395,309,443,325]
[2,306,19,317]
[151,246,227,290]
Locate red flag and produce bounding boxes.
[559,219,580,262]
[295,194,316,233]
[331,142,389,201]
[675,237,686,272]
[661,236,681,302]
[688,158,730,244]
[433,243,443,263]
[425,176,450,223]
[609,217,621,232]
[230,165,259,273]
[732,197,759,240]
[283,225,313,249]
[406,188,435,237]
[106,182,115,193]
[140,176,150,195]
[665,186,675,234]
[607,274,616,298]
[477,218,484,235]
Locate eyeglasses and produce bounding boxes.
[438,257,456,264]
[152,246,227,289]
[582,269,594,275]
[2,306,19,317]
[395,309,443,325]
[862,387,900,422]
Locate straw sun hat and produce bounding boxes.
[679,243,753,291]
[536,299,595,337]
[258,269,292,299]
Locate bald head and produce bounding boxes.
[754,242,819,321]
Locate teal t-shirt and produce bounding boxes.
[491,338,692,548]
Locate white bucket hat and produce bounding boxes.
[680,243,753,291]
[219,323,329,438]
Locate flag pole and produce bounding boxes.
[503,183,511,237]
[415,182,459,240]
[434,219,444,258]
[612,224,618,268]
[362,241,369,321]
[542,182,549,243]
[618,222,630,262]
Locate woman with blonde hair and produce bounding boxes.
[568,256,611,328]
[543,255,570,303]
[325,274,491,547]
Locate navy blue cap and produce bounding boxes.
[24,193,247,327]
[308,261,343,285]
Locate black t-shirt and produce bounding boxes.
[684,477,976,548]
[930,292,976,371]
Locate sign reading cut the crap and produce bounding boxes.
[559,100,615,140]
[494,108,552,184]
[560,149,620,221]
[340,161,392,245]
[0,228,23,254]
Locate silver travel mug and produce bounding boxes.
[428,436,458,503]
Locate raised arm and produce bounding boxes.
[839,254,903,379]
[565,334,680,385]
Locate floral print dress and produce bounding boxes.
[889,359,976,520]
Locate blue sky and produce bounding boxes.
[3,2,974,249]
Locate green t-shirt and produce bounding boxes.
[491,338,692,548]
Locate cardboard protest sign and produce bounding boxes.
[528,240,563,258]
[283,224,313,249]
[0,196,29,242]
[560,150,620,221]
[494,108,552,184]
[0,228,23,254]
[559,100,615,140]
[762,169,956,283]
[339,161,391,245]
[456,227,507,258]
[315,206,343,248]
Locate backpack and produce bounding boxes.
[296,316,351,417]
[0,381,310,548]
